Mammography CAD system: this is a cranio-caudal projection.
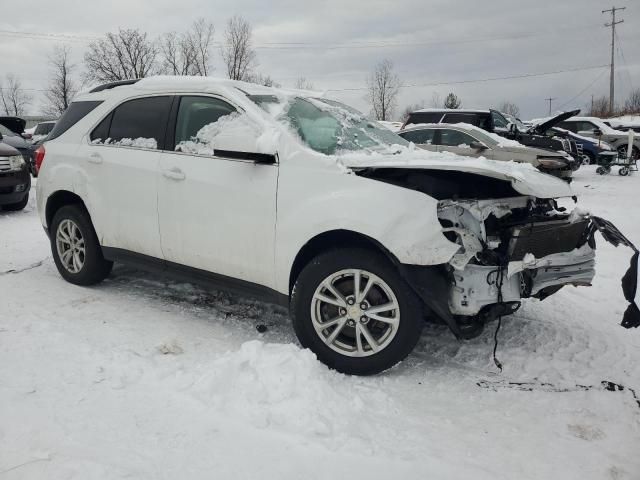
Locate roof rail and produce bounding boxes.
[89,79,140,93]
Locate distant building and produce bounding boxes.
[22,115,57,129]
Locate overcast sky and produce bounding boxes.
[1,0,638,120]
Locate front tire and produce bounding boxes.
[50,205,113,286]
[291,248,423,375]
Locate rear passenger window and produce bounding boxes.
[405,112,443,126]
[401,129,435,144]
[442,112,483,127]
[90,96,172,149]
[48,100,103,141]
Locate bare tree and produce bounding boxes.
[221,16,256,81]
[366,59,401,121]
[497,101,520,118]
[0,74,32,116]
[160,18,214,76]
[588,96,610,117]
[430,92,442,108]
[245,73,280,88]
[84,28,158,82]
[444,92,461,109]
[623,88,640,114]
[400,100,426,121]
[43,45,77,116]
[294,77,314,90]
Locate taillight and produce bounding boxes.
[35,145,46,173]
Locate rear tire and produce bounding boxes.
[291,248,423,375]
[2,194,29,211]
[50,205,113,286]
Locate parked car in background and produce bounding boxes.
[31,121,56,143]
[555,116,640,159]
[378,120,403,132]
[548,127,617,165]
[398,123,576,179]
[36,76,629,375]
[403,108,582,163]
[0,141,31,211]
[0,123,34,175]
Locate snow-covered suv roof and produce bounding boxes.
[413,108,491,114]
[77,76,322,101]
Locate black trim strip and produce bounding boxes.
[102,247,289,307]
[214,149,277,164]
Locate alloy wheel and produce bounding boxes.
[310,269,400,357]
[56,219,86,274]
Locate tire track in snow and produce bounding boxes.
[0,257,49,276]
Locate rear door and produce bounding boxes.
[157,95,278,288]
[82,95,173,258]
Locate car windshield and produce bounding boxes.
[504,113,527,130]
[249,95,408,155]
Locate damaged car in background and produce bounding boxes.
[36,77,639,376]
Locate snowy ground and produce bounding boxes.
[1,166,639,479]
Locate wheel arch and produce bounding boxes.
[288,229,400,295]
[45,190,88,232]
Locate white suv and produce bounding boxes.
[36,76,636,375]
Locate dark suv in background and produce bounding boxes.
[0,142,30,211]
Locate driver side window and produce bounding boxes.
[174,96,237,154]
[491,111,509,129]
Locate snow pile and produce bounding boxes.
[191,341,395,448]
[176,113,278,155]
[91,137,158,149]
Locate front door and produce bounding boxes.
[157,95,278,288]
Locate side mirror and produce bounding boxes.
[0,132,3,140]
[593,128,603,137]
[508,122,518,134]
[470,141,488,150]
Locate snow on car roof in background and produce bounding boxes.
[529,114,623,136]
[608,115,640,127]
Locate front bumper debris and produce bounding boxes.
[434,198,639,333]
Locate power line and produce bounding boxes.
[556,67,609,110]
[0,23,605,50]
[326,64,609,92]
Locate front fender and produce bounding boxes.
[274,161,460,293]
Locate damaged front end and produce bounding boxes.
[428,196,638,338]
[352,165,638,338]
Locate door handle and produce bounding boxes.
[162,167,186,181]
[88,152,103,164]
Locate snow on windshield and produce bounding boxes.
[251,95,408,155]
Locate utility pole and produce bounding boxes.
[603,6,625,115]
[545,97,556,115]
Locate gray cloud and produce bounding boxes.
[1,0,637,119]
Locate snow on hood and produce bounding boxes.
[339,147,574,199]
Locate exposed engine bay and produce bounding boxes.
[355,167,639,337]
[437,196,595,318]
